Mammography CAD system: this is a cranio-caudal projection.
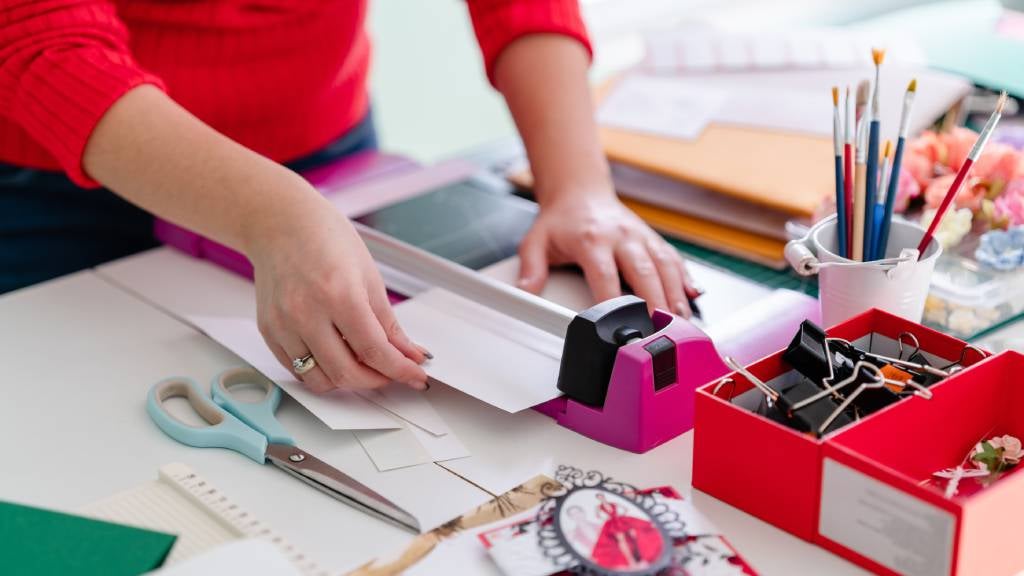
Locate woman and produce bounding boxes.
[0,1,697,393]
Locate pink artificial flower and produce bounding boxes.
[924,174,986,211]
[940,127,979,173]
[909,130,945,165]
[893,166,921,213]
[903,150,937,191]
[994,435,1024,465]
[994,179,1024,226]
[973,143,1024,189]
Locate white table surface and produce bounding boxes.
[0,271,488,575]
[58,246,869,575]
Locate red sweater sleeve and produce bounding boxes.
[466,0,593,86]
[0,1,165,188]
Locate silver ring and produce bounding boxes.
[291,353,316,375]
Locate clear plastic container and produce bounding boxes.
[923,232,1024,340]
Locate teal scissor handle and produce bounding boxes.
[211,367,295,446]
[147,377,268,463]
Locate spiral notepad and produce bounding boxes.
[80,463,329,576]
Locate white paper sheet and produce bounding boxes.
[145,539,301,576]
[408,424,471,463]
[354,427,432,472]
[356,387,450,436]
[186,315,403,431]
[597,75,726,141]
[355,420,470,472]
[603,68,970,142]
[392,289,563,413]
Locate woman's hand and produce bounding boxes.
[247,186,428,393]
[82,86,425,393]
[517,190,700,317]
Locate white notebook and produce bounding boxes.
[80,463,328,576]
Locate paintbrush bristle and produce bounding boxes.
[832,86,839,106]
[997,91,1009,114]
[883,140,893,157]
[872,48,886,66]
[908,79,917,93]
[856,81,870,107]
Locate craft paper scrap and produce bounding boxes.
[598,75,726,141]
[393,289,563,413]
[356,387,451,436]
[186,315,401,431]
[408,423,471,463]
[354,427,432,472]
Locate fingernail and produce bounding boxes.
[408,380,428,391]
[675,301,692,319]
[414,343,433,361]
[517,277,531,288]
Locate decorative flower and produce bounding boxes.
[975,226,1024,270]
[993,180,1024,227]
[893,167,921,213]
[924,174,986,212]
[909,130,945,166]
[972,143,1023,192]
[920,207,972,249]
[940,127,979,173]
[972,434,1024,474]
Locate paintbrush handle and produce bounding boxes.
[835,155,847,258]
[876,136,905,260]
[844,143,854,255]
[864,121,880,261]
[852,162,867,262]
[917,158,974,256]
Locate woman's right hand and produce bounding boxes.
[81,86,424,393]
[246,177,429,393]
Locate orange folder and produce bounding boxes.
[599,122,832,220]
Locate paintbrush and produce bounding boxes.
[833,87,847,258]
[877,79,916,261]
[863,48,885,261]
[844,85,854,255]
[851,81,870,261]
[873,139,894,258]
[852,105,868,262]
[917,91,1008,256]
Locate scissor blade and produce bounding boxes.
[265,444,421,533]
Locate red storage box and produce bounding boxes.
[822,350,1024,576]
[692,308,989,558]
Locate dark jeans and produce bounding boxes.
[0,113,377,293]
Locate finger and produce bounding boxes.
[304,319,391,390]
[367,286,428,364]
[516,229,550,294]
[677,258,703,299]
[615,240,668,312]
[647,237,690,318]
[334,300,428,389]
[576,244,622,303]
[272,329,335,394]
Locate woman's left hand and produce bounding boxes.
[516,190,700,317]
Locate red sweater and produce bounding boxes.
[0,1,590,188]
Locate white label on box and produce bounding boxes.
[819,458,956,576]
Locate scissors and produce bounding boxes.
[146,367,420,533]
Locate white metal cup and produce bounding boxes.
[785,214,942,327]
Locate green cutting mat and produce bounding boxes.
[666,237,820,298]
